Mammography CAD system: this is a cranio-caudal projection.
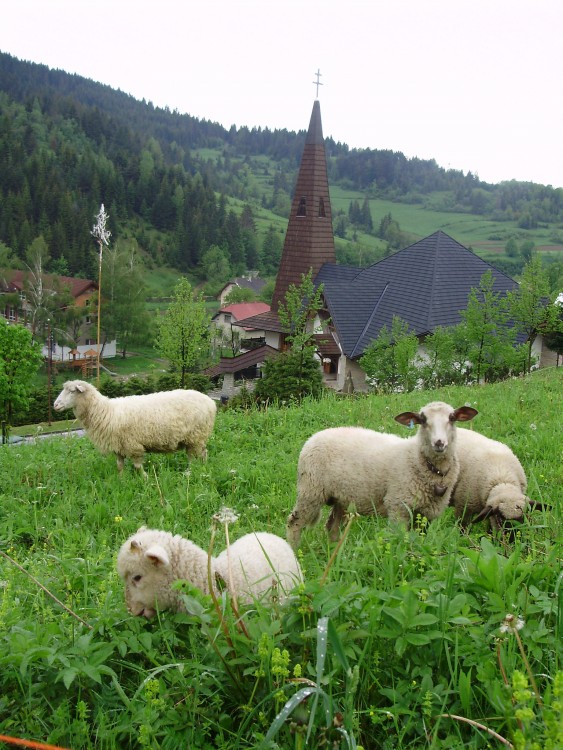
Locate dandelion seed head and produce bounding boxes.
[213,506,239,525]
[500,613,525,633]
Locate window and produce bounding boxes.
[8,306,16,321]
[318,197,326,217]
[297,197,307,216]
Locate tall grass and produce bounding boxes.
[0,369,561,748]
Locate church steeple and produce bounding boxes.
[271,99,336,311]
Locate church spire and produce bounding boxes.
[271,98,336,310]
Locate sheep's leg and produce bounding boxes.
[185,444,208,463]
[116,454,125,473]
[131,455,147,480]
[287,496,324,549]
[325,503,346,542]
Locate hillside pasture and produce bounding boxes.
[0,369,561,748]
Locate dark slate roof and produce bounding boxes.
[203,345,280,377]
[219,277,267,296]
[231,309,285,333]
[271,100,336,311]
[315,230,519,359]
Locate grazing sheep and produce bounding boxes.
[53,380,216,476]
[451,428,530,529]
[117,527,303,617]
[287,401,477,548]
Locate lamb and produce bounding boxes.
[286,401,478,548]
[53,380,216,476]
[117,527,303,617]
[451,428,530,529]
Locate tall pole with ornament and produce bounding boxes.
[91,204,111,386]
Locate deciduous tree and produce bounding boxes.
[156,277,211,387]
[0,318,43,426]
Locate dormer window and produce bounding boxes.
[318,197,326,218]
[297,197,307,217]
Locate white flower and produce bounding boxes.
[500,613,525,634]
[213,506,239,525]
[529,423,537,431]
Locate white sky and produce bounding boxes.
[1,0,562,188]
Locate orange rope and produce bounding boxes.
[0,734,70,750]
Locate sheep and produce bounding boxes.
[451,427,530,529]
[286,401,478,548]
[117,527,303,617]
[53,379,216,476]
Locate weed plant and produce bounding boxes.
[0,369,561,749]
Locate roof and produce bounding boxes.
[231,309,286,333]
[203,345,281,378]
[1,270,97,298]
[315,230,520,359]
[271,100,336,310]
[214,302,270,324]
[219,277,267,295]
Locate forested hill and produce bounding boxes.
[1,50,562,282]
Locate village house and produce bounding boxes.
[0,269,116,360]
[217,274,267,305]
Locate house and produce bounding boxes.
[0,269,116,360]
[204,345,281,397]
[217,275,267,305]
[212,301,270,351]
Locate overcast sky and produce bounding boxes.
[2,0,561,188]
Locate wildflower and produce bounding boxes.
[213,506,239,525]
[529,423,537,431]
[500,613,525,634]
[114,515,123,523]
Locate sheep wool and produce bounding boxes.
[287,401,477,548]
[451,427,530,528]
[53,380,216,475]
[117,527,303,618]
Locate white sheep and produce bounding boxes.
[286,401,478,548]
[53,380,216,475]
[117,527,303,617]
[451,428,530,529]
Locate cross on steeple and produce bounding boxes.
[313,69,323,98]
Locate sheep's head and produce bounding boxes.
[395,401,478,455]
[473,485,531,529]
[53,380,88,412]
[117,531,178,618]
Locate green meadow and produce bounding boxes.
[0,369,561,749]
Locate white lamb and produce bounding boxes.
[451,428,530,529]
[53,380,216,476]
[287,401,478,548]
[117,527,303,617]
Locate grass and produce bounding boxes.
[0,369,561,748]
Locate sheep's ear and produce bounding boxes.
[129,539,143,553]
[395,411,422,427]
[452,406,478,422]
[145,544,170,567]
[526,498,548,512]
[75,383,86,393]
[473,506,494,523]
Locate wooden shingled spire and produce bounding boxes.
[271,99,336,311]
